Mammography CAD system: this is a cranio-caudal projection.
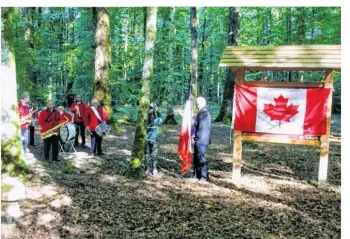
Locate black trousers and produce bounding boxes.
[74,121,86,145]
[193,144,208,180]
[90,131,103,154]
[29,126,35,145]
[43,135,59,161]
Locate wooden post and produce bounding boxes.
[318,69,334,184]
[232,67,244,186]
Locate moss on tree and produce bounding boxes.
[127,7,157,179]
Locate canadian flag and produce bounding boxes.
[232,85,331,136]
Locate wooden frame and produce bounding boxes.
[219,45,340,186]
[230,67,335,187]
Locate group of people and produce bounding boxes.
[18,93,212,181]
[18,93,108,162]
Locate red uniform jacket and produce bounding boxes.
[84,106,108,131]
[59,111,73,123]
[18,101,30,130]
[69,102,88,123]
[38,108,62,134]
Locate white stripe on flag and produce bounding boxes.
[256,88,307,135]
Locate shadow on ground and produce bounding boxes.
[1,123,341,239]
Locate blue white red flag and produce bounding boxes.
[178,84,194,174]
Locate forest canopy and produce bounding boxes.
[10,7,341,117]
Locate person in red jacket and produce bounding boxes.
[57,106,73,123]
[84,98,108,156]
[70,95,88,148]
[18,92,31,155]
[28,101,39,147]
[38,100,61,161]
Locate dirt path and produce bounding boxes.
[1,124,341,239]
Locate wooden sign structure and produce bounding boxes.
[219,45,341,186]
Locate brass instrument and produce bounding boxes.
[20,109,38,125]
[40,116,69,139]
[75,105,81,117]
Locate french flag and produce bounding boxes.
[178,85,194,175]
[232,85,331,136]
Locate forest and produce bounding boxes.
[1,6,341,238]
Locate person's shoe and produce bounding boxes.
[81,144,87,148]
[199,178,208,183]
[98,152,106,156]
[151,169,158,176]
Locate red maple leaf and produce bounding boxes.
[263,94,299,127]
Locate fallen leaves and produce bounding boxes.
[1,124,341,239]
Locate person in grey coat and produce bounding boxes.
[193,97,211,181]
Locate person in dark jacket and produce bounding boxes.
[193,97,211,181]
[28,101,38,147]
[144,103,163,176]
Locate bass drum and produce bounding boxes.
[60,123,77,143]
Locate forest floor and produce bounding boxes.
[1,115,341,239]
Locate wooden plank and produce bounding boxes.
[232,67,244,186]
[243,133,319,141]
[223,50,341,55]
[219,62,341,69]
[225,45,341,50]
[225,66,341,72]
[242,81,325,88]
[242,135,320,146]
[318,69,334,184]
[220,59,341,64]
[232,130,243,186]
[222,54,341,59]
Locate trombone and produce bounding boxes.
[40,116,69,139]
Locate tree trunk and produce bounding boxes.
[297,7,306,82]
[198,7,206,96]
[286,7,292,82]
[215,7,240,123]
[92,7,112,116]
[1,8,29,179]
[128,7,157,178]
[164,7,177,125]
[190,7,198,112]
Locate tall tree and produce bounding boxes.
[1,8,29,179]
[286,7,292,82]
[128,7,157,178]
[215,7,240,122]
[198,7,207,96]
[92,7,112,116]
[164,7,177,124]
[190,7,198,111]
[297,7,306,82]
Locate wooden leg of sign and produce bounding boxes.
[318,69,333,184]
[232,130,242,187]
[318,135,329,184]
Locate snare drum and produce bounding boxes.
[60,123,77,143]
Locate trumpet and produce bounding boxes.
[40,116,69,139]
[20,109,38,125]
[75,105,81,117]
